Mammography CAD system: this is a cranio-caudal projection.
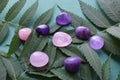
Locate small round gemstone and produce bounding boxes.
[36,24,49,35]
[56,12,72,26]
[18,28,32,41]
[89,35,104,50]
[75,26,91,40]
[29,51,49,68]
[52,32,72,47]
[64,56,81,73]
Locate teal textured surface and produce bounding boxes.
[0,0,120,80]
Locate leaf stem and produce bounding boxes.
[18,70,28,79]
[7,21,19,27]
[0,20,19,27]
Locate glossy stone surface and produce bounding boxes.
[29,51,49,68]
[52,32,72,47]
[89,35,104,50]
[75,26,91,40]
[36,24,49,35]
[64,56,81,73]
[18,28,32,41]
[56,12,72,26]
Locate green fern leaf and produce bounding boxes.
[52,49,66,68]
[99,32,120,55]
[33,7,54,28]
[4,26,26,57]
[0,56,7,80]
[80,64,92,80]
[72,37,84,44]
[117,71,120,80]
[20,31,41,57]
[4,33,21,57]
[97,0,120,22]
[0,22,9,44]
[19,0,38,26]
[47,42,57,70]
[51,68,81,80]
[50,23,61,34]
[52,57,64,68]
[60,28,75,37]
[1,56,20,80]
[59,45,86,61]
[19,31,36,58]
[102,56,111,80]
[28,71,55,77]
[106,26,120,40]
[0,0,8,13]
[70,13,83,27]
[36,36,48,51]
[80,43,102,79]
[79,0,111,28]
[57,6,97,34]
[20,30,48,58]
[5,0,26,21]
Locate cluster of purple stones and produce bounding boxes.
[18,12,104,73]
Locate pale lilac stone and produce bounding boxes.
[18,28,31,41]
[30,51,49,68]
[52,32,72,47]
[89,35,104,50]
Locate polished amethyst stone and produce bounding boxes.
[64,56,81,73]
[36,24,49,35]
[89,35,104,50]
[75,26,91,40]
[56,12,72,26]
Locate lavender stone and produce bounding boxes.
[56,12,72,26]
[89,35,104,50]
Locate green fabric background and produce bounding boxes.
[0,0,120,80]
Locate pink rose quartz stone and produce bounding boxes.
[30,51,49,68]
[52,32,72,47]
[18,28,32,41]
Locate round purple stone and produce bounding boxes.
[89,35,104,50]
[64,56,81,73]
[56,12,72,26]
[36,24,49,35]
[75,26,91,40]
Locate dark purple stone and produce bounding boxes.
[36,24,49,35]
[64,56,81,73]
[75,26,91,40]
[56,12,72,26]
